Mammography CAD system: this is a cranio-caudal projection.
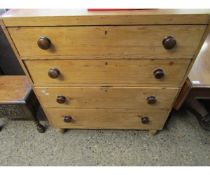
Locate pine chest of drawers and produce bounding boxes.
[2,9,210,134]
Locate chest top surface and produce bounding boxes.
[2,9,210,26]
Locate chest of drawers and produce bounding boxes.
[2,9,210,134]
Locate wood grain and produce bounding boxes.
[171,25,210,110]
[0,20,35,83]
[189,32,210,87]
[45,108,170,129]
[34,86,178,109]
[2,9,208,131]
[173,27,210,110]
[0,76,31,104]
[2,9,210,26]
[173,78,192,110]
[24,59,190,87]
[8,25,206,59]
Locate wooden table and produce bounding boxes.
[174,31,210,130]
[0,76,46,133]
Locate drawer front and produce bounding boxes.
[45,108,169,129]
[25,59,190,87]
[34,87,178,109]
[9,25,205,59]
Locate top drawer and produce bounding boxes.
[8,25,205,59]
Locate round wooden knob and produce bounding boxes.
[64,115,73,123]
[56,96,66,104]
[48,68,60,79]
[37,36,51,50]
[153,69,164,79]
[162,36,176,50]
[147,96,156,104]
[141,116,150,124]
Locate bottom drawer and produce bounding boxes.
[45,108,170,130]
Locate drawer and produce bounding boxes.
[45,108,170,129]
[8,25,205,59]
[25,59,190,87]
[34,87,178,109]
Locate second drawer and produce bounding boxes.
[34,87,178,109]
[24,59,190,87]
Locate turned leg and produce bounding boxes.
[187,99,210,130]
[0,118,7,132]
[0,125,3,132]
[26,97,46,133]
[35,122,46,133]
[149,129,158,135]
[29,106,46,133]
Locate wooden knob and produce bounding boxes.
[162,36,176,50]
[56,96,66,104]
[64,115,73,123]
[37,36,51,50]
[153,69,164,79]
[147,96,156,104]
[141,116,150,124]
[48,68,60,79]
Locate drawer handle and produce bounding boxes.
[140,116,150,124]
[153,68,164,79]
[37,36,51,50]
[64,115,73,123]
[147,96,156,104]
[48,68,60,78]
[56,96,66,104]
[162,36,176,50]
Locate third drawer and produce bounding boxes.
[34,86,178,109]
